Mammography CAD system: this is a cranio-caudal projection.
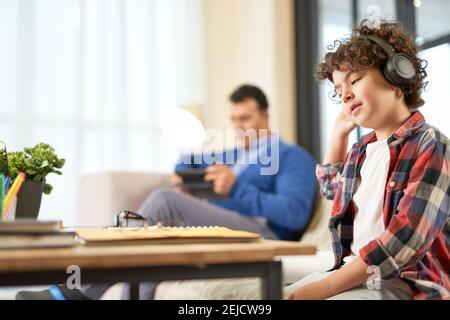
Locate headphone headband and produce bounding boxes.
[363,34,396,57]
[361,34,415,86]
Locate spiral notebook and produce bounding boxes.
[75,226,261,246]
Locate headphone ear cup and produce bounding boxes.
[382,59,403,87]
[382,54,415,87]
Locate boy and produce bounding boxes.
[287,20,449,300]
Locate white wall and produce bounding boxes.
[201,0,296,148]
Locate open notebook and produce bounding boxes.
[75,226,261,246]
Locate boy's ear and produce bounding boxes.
[390,86,404,98]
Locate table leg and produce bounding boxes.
[129,282,139,300]
[261,261,282,300]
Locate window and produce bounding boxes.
[415,0,450,137]
[0,0,206,225]
[318,0,353,158]
[419,44,450,137]
[416,0,450,44]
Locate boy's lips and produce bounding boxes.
[350,103,362,113]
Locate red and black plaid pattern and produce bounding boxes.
[317,112,450,300]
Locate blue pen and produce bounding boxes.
[4,176,11,194]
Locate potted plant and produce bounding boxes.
[6,143,65,219]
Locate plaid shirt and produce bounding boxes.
[316,112,450,300]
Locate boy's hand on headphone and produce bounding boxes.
[323,105,356,165]
[334,105,357,138]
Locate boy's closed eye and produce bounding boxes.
[350,77,361,85]
[335,76,363,98]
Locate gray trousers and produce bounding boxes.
[81,187,278,300]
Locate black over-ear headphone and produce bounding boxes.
[362,34,416,87]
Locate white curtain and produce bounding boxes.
[0,0,206,225]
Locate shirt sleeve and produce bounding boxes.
[316,162,344,200]
[229,148,318,231]
[359,140,450,279]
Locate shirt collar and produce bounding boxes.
[354,111,426,148]
[391,111,425,140]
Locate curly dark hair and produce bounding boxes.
[315,19,428,109]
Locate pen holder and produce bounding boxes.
[15,180,44,219]
[3,195,17,221]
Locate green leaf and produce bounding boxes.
[25,168,37,175]
[55,159,66,168]
[7,143,64,194]
[43,183,53,195]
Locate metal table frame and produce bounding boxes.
[0,260,282,300]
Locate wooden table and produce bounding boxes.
[0,240,316,300]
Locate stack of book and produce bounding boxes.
[0,220,76,249]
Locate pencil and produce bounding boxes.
[0,174,4,218]
[4,176,11,194]
[2,172,26,217]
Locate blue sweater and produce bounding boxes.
[175,139,317,240]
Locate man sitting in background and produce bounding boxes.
[166,84,318,241]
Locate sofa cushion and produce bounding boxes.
[280,250,334,284]
[299,197,333,251]
[76,171,171,226]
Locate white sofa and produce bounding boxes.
[76,171,335,299]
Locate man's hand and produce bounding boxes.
[170,174,183,186]
[204,164,236,196]
[171,174,192,194]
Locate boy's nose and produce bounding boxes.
[343,90,354,103]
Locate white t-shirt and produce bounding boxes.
[343,138,412,295]
[351,138,390,255]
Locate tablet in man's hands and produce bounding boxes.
[175,168,227,201]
